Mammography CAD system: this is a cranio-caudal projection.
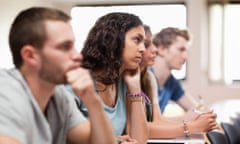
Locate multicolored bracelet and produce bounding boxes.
[128,92,153,121]
[127,92,151,105]
[183,120,190,138]
[127,92,143,102]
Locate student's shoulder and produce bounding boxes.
[0,69,31,119]
[0,68,15,81]
[0,68,26,84]
[168,74,179,83]
[0,69,28,97]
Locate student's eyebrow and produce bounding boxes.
[137,33,145,40]
[180,46,186,50]
[58,40,73,46]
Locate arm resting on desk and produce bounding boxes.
[0,135,21,144]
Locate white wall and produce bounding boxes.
[0,0,239,105]
[184,0,240,105]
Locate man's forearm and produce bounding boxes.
[84,94,116,144]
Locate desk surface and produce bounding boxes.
[147,139,205,144]
[211,99,240,123]
[147,133,205,144]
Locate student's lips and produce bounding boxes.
[135,57,142,62]
[66,64,80,72]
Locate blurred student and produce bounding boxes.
[0,7,115,144]
[70,12,148,144]
[141,25,217,138]
[151,27,202,114]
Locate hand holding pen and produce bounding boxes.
[193,95,212,115]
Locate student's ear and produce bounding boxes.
[20,45,40,67]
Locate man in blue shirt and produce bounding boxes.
[151,27,200,114]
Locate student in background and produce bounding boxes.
[0,7,115,144]
[151,27,204,115]
[70,12,148,144]
[141,25,218,138]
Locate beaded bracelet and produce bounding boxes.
[127,92,151,105]
[183,120,190,138]
[127,92,143,102]
[128,92,153,121]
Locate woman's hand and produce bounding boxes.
[123,67,141,93]
[189,110,218,132]
[117,135,138,144]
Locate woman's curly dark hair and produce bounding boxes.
[81,12,143,85]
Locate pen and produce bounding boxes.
[192,109,207,114]
[198,95,204,106]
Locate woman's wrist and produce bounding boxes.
[127,92,143,102]
[127,92,151,105]
[127,86,141,94]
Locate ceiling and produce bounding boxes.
[46,0,183,5]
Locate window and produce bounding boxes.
[209,3,240,84]
[71,4,187,79]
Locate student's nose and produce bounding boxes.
[152,45,158,54]
[71,48,82,62]
[182,51,188,60]
[139,42,146,53]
